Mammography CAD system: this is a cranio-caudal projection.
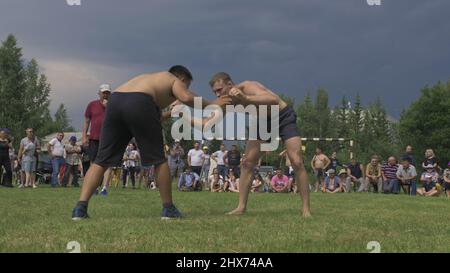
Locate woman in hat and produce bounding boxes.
[417,164,440,196]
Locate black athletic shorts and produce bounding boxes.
[88,139,100,162]
[256,106,300,142]
[94,92,166,168]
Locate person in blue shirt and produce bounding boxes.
[178,166,201,192]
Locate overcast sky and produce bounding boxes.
[1,0,449,130]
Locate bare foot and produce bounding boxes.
[302,210,312,218]
[226,208,246,215]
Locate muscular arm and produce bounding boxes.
[82,117,90,145]
[18,144,24,161]
[237,82,279,106]
[323,156,331,169]
[311,156,316,170]
[172,78,211,109]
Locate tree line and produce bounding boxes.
[1,34,448,168]
[0,34,73,149]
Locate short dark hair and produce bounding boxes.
[209,72,232,87]
[169,65,193,81]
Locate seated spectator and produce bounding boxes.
[263,171,274,193]
[347,158,365,192]
[224,169,239,193]
[323,169,342,193]
[381,156,399,194]
[422,149,440,173]
[251,174,263,193]
[338,169,351,193]
[443,163,450,198]
[178,166,201,192]
[210,176,224,193]
[396,157,418,195]
[417,164,440,197]
[208,168,224,190]
[365,156,383,193]
[270,169,290,193]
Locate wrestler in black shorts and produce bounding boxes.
[94,92,166,168]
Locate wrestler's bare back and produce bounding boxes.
[115,72,180,109]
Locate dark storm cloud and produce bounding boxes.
[0,0,449,129]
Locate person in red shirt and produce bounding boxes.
[82,83,112,195]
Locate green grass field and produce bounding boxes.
[1,185,450,253]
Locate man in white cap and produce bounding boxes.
[82,83,112,195]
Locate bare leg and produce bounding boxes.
[79,164,108,202]
[285,137,311,217]
[31,173,36,187]
[227,140,263,215]
[25,172,31,187]
[154,162,172,205]
[101,168,112,190]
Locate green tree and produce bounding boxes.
[314,89,331,138]
[399,81,450,167]
[53,103,74,132]
[0,34,73,147]
[296,92,316,137]
[0,34,25,145]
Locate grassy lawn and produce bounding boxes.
[1,185,449,253]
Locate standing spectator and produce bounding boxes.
[187,142,204,177]
[212,144,228,179]
[396,157,418,195]
[48,132,65,188]
[201,146,211,189]
[347,158,365,192]
[417,164,440,197]
[224,169,240,193]
[422,149,440,172]
[381,156,399,194]
[178,166,201,191]
[365,156,383,193]
[168,140,185,181]
[327,151,342,172]
[443,163,450,198]
[82,84,112,192]
[0,129,13,187]
[225,144,241,177]
[18,128,40,188]
[63,136,82,187]
[402,145,415,166]
[270,169,290,193]
[311,148,330,192]
[122,143,139,189]
[323,169,342,193]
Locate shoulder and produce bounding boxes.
[86,100,100,108]
[155,72,177,85]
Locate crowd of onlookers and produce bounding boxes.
[310,146,450,197]
[1,125,449,199]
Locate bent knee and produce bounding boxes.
[241,157,258,170]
